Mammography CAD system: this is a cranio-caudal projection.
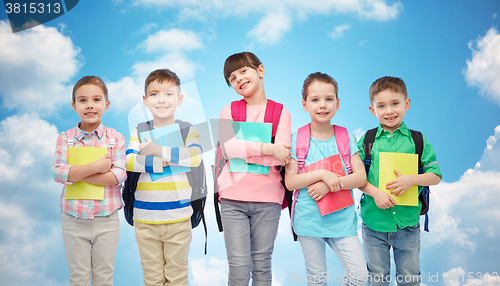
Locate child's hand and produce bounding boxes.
[307,181,330,201]
[271,144,292,166]
[386,170,416,196]
[373,188,397,209]
[139,136,163,157]
[93,149,112,174]
[162,161,170,168]
[321,170,343,192]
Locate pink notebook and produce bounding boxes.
[303,154,354,216]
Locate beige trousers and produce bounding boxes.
[61,211,120,286]
[134,220,192,286]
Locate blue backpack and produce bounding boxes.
[362,128,431,232]
[122,119,207,253]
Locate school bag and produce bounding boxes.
[362,127,431,232]
[289,123,352,241]
[212,99,293,232]
[121,119,208,253]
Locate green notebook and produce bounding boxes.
[228,122,272,175]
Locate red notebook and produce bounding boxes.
[303,154,354,216]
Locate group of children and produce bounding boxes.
[52,51,442,286]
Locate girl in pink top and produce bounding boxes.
[218,52,292,285]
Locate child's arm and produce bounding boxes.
[386,133,442,196]
[52,132,74,185]
[67,151,112,183]
[285,158,342,196]
[386,171,441,196]
[359,182,397,209]
[246,108,292,166]
[79,132,127,186]
[338,152,367,190]
[134,126,203,167]
[125,128,164,173]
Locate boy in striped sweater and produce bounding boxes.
[125,69,202,286]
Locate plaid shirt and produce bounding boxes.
[52,124,126,219]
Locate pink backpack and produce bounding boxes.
[212,99,284,232]
[289,123,351,240]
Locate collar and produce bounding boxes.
[375,121,410,137]
[75,123,105,140]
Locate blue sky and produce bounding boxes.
[1,1,500,285]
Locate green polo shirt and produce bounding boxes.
[358,122,442,232]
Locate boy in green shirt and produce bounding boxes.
[358,76,442,286]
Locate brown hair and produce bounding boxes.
[369,76,407,104]
[223,52,262,86]
[72,76,108,102]
[144,69,181,96]
[302,72,338,101]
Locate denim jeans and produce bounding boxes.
[221,199,281,286]
[362,222,421,286]
[298,236,368,286]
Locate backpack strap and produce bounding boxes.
[295,124,311,174]
[410,129,430,232]
[66,128,77,147]
[264,99,283,138]
[175,119,191,143]
[231,99,247,122]
[105,127,117,149]
[137,120,154,141]
[362,128,378,176]
[334,125,351,174]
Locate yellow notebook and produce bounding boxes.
[65,147,107,200]
[378,152,418,206]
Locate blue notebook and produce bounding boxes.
[139,123,190,181]
[228,122,272,175]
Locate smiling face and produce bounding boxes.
[228,65,265,98]
[302,81,339,124]
[72,84,110,132]
[369,89,410,133]
[143,79,183,127]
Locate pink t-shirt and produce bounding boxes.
[217,103,292,204]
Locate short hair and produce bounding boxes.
[144,69,181,96]
[369,76,407,104]
[223,52,262,86]
[72,76,108,103]
[302,72,338,101]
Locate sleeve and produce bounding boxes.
[245,108,292,166]
[349,132,359,157]
[125,128,163,173]
[161,125,202,167]
[51,132,72,185]
[110,132,127,185]
[421,134,442,179]
[218,105,262,159]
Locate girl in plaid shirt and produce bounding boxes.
[52,76,126,286]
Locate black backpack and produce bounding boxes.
[362,128,431,232]
[122,119,207,253]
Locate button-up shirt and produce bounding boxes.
[52,124,126,219]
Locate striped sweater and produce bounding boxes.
[125,123,202,224]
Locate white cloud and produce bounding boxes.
[108,29,203,113]
[0,114,67,285]
[330,24,351,38]
[190,257,228,286]
[248,12,293,45]
[0,21,80,114]
[131,0,402,44]
[465,27,500,106]
[141,29,204,53]
[426,126,500,251]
